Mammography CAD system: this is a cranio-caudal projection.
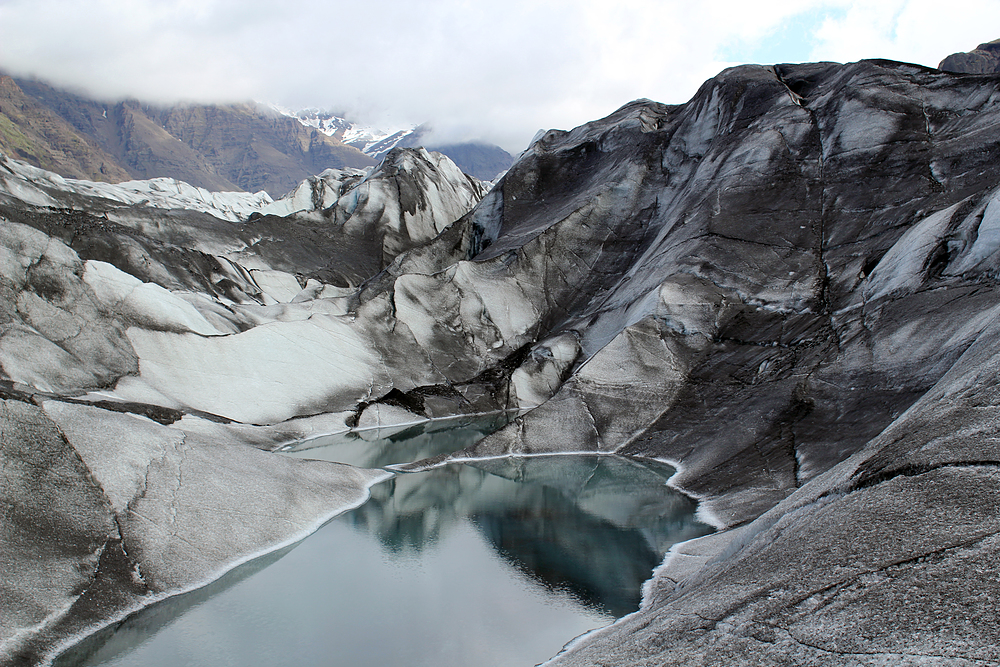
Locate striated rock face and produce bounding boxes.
[388,60,1000,664]
[429,60,1000,523]
[543,320,1000,665]
[4,56,1000,666]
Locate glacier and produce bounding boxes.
[4,57,1000,666]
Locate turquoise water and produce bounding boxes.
[60,418,712,667]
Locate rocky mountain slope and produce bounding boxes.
[4,54,1000,666]
[0,76,130,183]
[1,73,512,195]
[7,75,378,195]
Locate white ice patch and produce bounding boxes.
[42,401,178,514]
[655,276,728,336]
[453,261,539,343]
[952,189,1000,274]
[290,279,353,307]
[355,403,427,440]
[260,167,369,217]
[175,410,356,450]
[248,269,304,304]
[576,324,683,388]
[510,334,580,409]
[392,272,452,349]
[126,317,380,424]
[0,328,95,393]
[0,168,59,208]
[83,260,221,335]
[0,222,52,287]
[825,98,901,159]
[101,178,274,221]
[863,202,960,301]
[92,376,185,410]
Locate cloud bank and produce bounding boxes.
[1,0,998,152]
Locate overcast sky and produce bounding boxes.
[1,0,998,153]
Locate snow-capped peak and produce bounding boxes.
[265,103,418,160]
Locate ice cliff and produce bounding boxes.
[4,58,1000,665]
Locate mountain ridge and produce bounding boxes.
[0,71,511,194]
[0,75,131,182]
[271,106,513,180]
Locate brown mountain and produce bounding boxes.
[150,102,377,194]
[0,75,131,182]
[3,74,377,195]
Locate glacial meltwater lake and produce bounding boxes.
[58,416,713,667]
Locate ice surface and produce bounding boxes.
[355,403,427,440]
[247,269,303,304]
[952,188,1000,274]
[260,167,369,217]
[510,334,580,409]
[864,202,960,301]
[0,221,51,286]
[0,153,273,221]
[84,260,222,335]
[42,400,179,514]
[126,316,383,424]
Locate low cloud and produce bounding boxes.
[1,0,996,153]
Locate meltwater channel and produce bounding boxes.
[59,416,713,667]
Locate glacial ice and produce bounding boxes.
[83,260,222,336]
[952,187,1000,274]
[259,167,369,217]
[863,202,960,301]
[7,57,1000,667]
[0,154,274,222]
[126,316,385,424]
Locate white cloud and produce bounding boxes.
[809,0,1000,67]
[0,0,991,153]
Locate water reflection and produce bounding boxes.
[347,455,710,617]
[60,419,713,667]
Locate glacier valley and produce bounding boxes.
[4,56,1000,666]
